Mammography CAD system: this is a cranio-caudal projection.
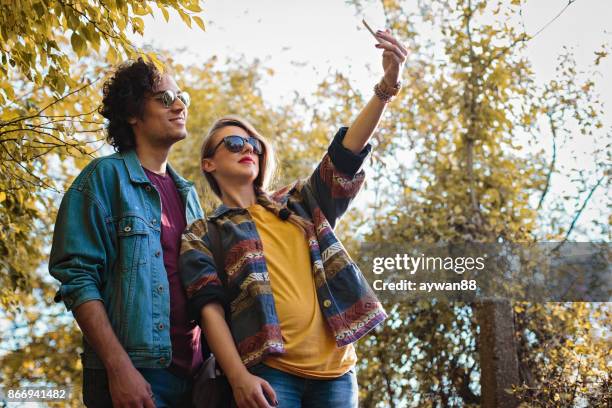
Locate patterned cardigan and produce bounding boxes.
[179,127,387,368]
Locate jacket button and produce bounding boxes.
[123,226,132,232]
[155,250,161,257]
[151,219,157,224]
[159,357,165,364]
[145,185,152,192]
[323,299,332,308]
[158,323,164,330]
[157,285,163,293]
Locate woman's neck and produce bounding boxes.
[219,183,257,208]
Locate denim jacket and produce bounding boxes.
[179,127,387,368]
[49,149,203,369]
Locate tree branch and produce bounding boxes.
[0,144,61,193]
[56,0,122,41]
[530,0,578,41]
[554,174,605,250]
[537,113,558,210]
[0,80,98,128]
[464,0,483,224]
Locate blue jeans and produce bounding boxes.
[83,367,193,407]
[245,364,358,408]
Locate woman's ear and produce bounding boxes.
[202,158,216,174]
[127,116,138,126]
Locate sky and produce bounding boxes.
[133,0,612,114]
[130,0,610,240]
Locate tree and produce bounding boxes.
[344,0,610,405]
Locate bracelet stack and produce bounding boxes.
[374,78,402,103]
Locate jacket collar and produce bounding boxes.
[167,164,194,191]
[121,149,194,190]
[209,188,280,220]
[209,204,234,219]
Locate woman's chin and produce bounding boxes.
[228,169,258,184]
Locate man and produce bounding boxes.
[49,58,204,407]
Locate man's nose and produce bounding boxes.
[171,98,187,112]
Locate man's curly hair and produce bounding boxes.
[99,58,164,152]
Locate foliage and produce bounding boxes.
[345,0,610,406]
[0,63,104,312]
[0,0,204,98]
[0,280,83,407]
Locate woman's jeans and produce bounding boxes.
[83,367,193,407]
[245,364,358,408]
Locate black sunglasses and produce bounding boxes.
[211,135,263,156]
[153,90,190,108]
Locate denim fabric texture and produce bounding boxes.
[50,149,204,369]
[82,367,193,407]
[245,364,358,408]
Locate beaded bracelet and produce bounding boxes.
[374,78,402,103]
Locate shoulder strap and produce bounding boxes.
[206,220,226,285]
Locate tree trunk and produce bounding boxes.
[477,300,520,408]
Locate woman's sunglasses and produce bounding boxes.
[153,90,191,108]
[211,135,263,156]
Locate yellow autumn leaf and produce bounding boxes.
[193,15,206,31]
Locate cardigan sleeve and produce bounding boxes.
[179,218,229,324]
[303,127,371,228]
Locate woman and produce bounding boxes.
[180,29,406,408]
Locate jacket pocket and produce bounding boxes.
[117,216,149,270]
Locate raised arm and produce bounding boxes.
[342,29,407,153]
[301,29,407,227]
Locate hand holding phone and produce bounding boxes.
[362,19,383,43]
[361,18,408,96]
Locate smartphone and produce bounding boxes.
[362,19,383,43]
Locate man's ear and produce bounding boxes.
[202,158,216,174]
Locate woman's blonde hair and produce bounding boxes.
[200,115,313,233]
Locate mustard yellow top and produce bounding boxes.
[247,204,356,379]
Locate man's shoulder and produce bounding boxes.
[82,151,125,174]
[69,152,127,191]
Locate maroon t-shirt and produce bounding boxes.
[144,167,202,378]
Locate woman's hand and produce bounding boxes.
[229,369,278,408]
[375,29,408,87]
